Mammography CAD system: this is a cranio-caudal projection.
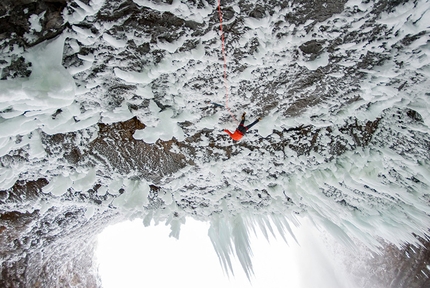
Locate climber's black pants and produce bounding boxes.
[237,118,259,134]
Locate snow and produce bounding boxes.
[102,34,127,49]
[133,101,185,143]
[42,175,73,196]
[1,0,430,285]
[132,0,213,23]
[0,36,75,112]
[101,102,133,124]
[28,12,44,33]
[0,168,18,190]
[71,168,97,192]
[112,179,150,213]
[298,52,330,71]
[63,0,106,23]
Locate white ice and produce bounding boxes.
[0,0,429,282]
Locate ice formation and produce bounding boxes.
[0,0,429,287]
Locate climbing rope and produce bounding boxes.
[217,0,238,123]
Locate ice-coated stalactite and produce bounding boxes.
[208,212,301,280]
[0,0,430,287]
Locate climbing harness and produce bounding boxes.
[217,0,238,123]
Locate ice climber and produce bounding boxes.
[224,112,261,141]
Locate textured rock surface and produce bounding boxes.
[0,0,429,287]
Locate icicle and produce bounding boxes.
[207,212,300,280]
[208,214,235,277]
[232,214,254,279]
[272,214,299,245]
[168,217,185,239]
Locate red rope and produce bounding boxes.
[217,0,238,123]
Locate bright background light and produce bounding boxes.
[96,218,353,288]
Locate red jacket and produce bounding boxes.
[224,129,244,141]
